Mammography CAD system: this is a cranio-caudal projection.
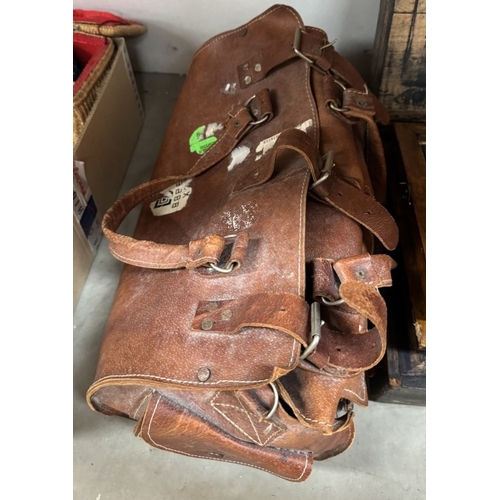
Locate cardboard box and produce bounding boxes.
[73,37,144,310]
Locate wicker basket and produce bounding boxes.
[73,9,147,37]
[73,33,115,148]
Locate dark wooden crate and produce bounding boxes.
[371,0,426,122]
[367,123,426,406]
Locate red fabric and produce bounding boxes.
[73,33,111,94]
[73,9,140,27]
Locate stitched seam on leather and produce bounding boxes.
[287,340,298,368]
[304,64,317,144]
[147,395,310,482]
[132,391,153,420]
[297,171,309,295]
[306,26,327,37]
[210,392,283,447]
[93,373,269,386]
[234,392,284,445]
[193,6,302,61]
[211,402,263,445]
[344,384,367,401]
[283,6,303,28]
[299,414,331,426]
[294,405,332,426]
[218,391,262,445]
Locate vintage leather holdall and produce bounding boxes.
[86,4,399,481]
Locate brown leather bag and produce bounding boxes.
[86,4,399,482]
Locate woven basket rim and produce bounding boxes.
[74,22,146,37]
[73,36,115,102]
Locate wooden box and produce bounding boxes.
[371,0,426,122]
[368,123,426,406]
[368,0,426,405]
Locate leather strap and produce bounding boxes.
[191,293,310,346]
[334,253,396,287]
[344,109,390,203]
[102,91,273,269]
[310,174,399,251]
[277,368,368,434]
[312,254,395,303]
[235,127,398,250]
[308,281,387,372]
[237,27,389,124]
[234,128,322,192]
[137,391,314,482]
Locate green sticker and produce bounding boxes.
[189,125,217,155]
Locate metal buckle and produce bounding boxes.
[293,28,337,74]
[208,234,237,274]
[293,27,315,64]
[263,382,279,420]
[244,95,271,126]
[321,38,337,50]
[328,81,370,113]
[321,296,345,306]
[300,302,323,360]
[310,150,335,190]
[208,262,237,273]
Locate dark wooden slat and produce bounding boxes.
[371,0,426,122]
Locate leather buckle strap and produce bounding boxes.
[191,293,310,347]
[309,151,335,190]
[300,302,322,360]
[293,27,316,65]
[310,173,399,251]
[292,27,331,75]
[238,27,330,88]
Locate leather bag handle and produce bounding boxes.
[102,127,321,270]
[102,90,274,270]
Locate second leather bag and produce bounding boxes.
[87,4,399,482]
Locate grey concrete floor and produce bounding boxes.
[73,72,426,500]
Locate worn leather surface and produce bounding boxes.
[87,4,399,482]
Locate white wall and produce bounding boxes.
[73,1,381,79]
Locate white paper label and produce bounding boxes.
[150,179,193,216]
